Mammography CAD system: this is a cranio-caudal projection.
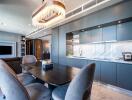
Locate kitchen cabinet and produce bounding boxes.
[117,21,132,41]
[88,60,101,81]
[102,25,117,41]
[26,39,43,60]
[100,62,117,85]
[51,28,59,63]
[91,28,102,42]
[79,31,92,44]
[117,63,132,91]
[68,58,88,68]
[79,28,102,44]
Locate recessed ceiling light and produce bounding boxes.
[81,29,85,32]
[0,22,6,26]
[118,20,122,24]
[98,25,101,28]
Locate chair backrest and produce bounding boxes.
[65,63,95,100]
[22,55,37,64]
[0,60,30,100]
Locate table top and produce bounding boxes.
[22,62,80,86]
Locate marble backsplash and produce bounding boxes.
[73,41,132,60]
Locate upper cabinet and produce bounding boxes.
[117,21,132,41]
[79,31,92,44]
[102,25,117,41]
[80,28,102,44]
[91,28,102,42]
[71,19,132,44]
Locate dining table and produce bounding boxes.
[21,62,80,87]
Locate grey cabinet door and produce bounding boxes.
[51,28,59,63]
[117,21,132,41]
[88,60,101,81]
[68,58,88,68]
[102,25,117,41]
[101,62,117,85]
[91,28,102,42]
[117,63,132,91]
[79,31,92,44]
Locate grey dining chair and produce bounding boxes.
[0,60,51,100]
[22,55,37,65]
[0,88,3,100]
[52,63,96,100]
[18,55,38,85]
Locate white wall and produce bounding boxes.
[0,31,22,57]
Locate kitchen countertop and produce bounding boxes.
[67,56,132,64]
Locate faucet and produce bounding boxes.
[79,48,83,56]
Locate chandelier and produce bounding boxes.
[32,0,66,28]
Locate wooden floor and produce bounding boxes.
[91,82,132,100]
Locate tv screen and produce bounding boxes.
[0,46,12,55]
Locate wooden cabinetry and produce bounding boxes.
[66,33,73,56]
[21,36,26,56]
[26,39,43,60]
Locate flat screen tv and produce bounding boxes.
[0,46,12,55]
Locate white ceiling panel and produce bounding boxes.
[0,0,124,36]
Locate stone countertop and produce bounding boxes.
[67,56,132,64]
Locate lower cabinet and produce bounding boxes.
[88,60,101,81]
[89,61,117,85]
[117,63,132,91]
[68,58,88,68]
[67,58,132,91]
[100,62,117,85]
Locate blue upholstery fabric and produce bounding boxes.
[17,73,35,85]
[65,63,95,100]
[52,63,95,100]
[18,55,38,85]
[0,60,51,100]
[26,83,51,100]
[0,89,4,100]
[22,55,37,64]
[52,84,69,100]
[0,60,30,100]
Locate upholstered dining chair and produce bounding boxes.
[22,55,37,65]
[0,60,51,100]
[52,63,96,100]
[18,55,38,85]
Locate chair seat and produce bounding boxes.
[26,83,51,100]
[52,84,69,100]
[17,73,35,85]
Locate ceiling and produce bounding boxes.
[0,0,88,35]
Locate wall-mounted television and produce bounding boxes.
[0,41,16,58]
[0,46,12,55]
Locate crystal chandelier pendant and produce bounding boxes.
[32,0,66,28]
